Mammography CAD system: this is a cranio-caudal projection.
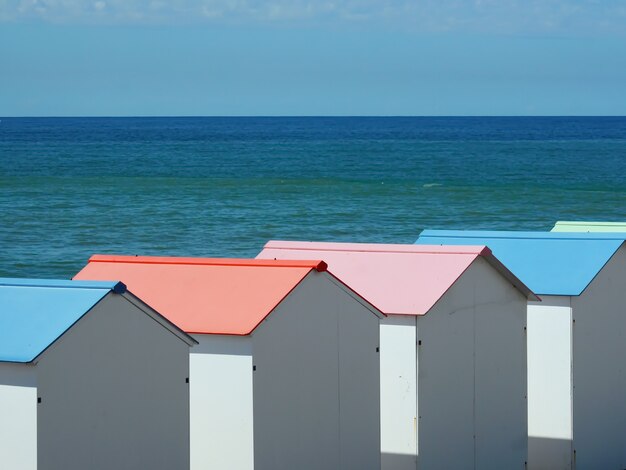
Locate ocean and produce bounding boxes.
[1,116,625,278]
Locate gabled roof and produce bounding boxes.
[552,221,626,233]
[74,255,330,335]
[0,279,126,363]
[257,241,536,316]
[416,230,626,296]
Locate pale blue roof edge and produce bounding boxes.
[418,230,626,241]
[415,230,625,296]
[0,278,126,293]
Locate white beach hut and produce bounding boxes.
[74,254,384,470]
[416,230,626,470]
[257,241,536,470]
[0,278,195,470]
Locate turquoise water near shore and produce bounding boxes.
[1,117,625,278]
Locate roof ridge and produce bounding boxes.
[264,241,490,256]
[556,221,625,225]
[88,255,327,272]
[420,231,626,241]
[0,278,126,293]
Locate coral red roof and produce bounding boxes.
[257,241,536,316]
[74,255,327,335]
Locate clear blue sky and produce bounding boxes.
[1,0,626,116]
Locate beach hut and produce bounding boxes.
[552,220,626,232]
[257,241,535,470]
[0,278,195,470]
[416,230,626,470]
[74,255,383,470]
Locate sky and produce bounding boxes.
[1,0,626,116]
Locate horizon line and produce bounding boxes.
[2,115,626,119]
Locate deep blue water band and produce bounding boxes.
[1,116,625,278]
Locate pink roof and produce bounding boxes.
[257,241,537,316]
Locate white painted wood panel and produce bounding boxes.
[379,315,417,470]
[527,296,573,470]
[190,334,254,470]
[0,363,37,470]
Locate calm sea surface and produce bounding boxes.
[1,116,625,278]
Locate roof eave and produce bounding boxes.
[0,357,38,365]
[482,252,540,301]
[121,291,198,346]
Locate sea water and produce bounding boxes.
[1,116,625,277]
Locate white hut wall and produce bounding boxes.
[416,285,474,469]
[0,362,37,470]
[527,295,573,470]
[334,273,381,470]
[36,293,191,470]
[379,314,418,470]
[571,244,626,469]
[470,257,528,469]
[190,334,254,470]
[417,257,528,469]
[251,271,380,470]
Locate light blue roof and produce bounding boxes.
[0,278,126,363]
[416,231,626,296]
